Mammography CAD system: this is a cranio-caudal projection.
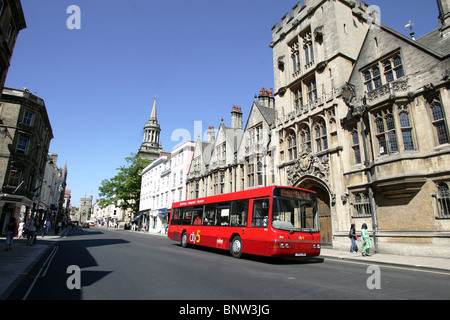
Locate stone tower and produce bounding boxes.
[138,96,162,161]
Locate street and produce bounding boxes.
[8,226,450,302]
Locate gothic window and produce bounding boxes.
[294,86,303,110]
[363,54,404,92]
[306,78,317,103]
[257,160,263,186]
[352,192,372,217]
[375,110,398,156]
[287,131,297,161]
[302,31,314,66]
[220,173,225,194]
[352,130,361,164]
[435,181,450,219]
[430,97,449,145]
[290,41,301,75]
[398,106,415,151]
[247,158,254,188]
[384,55,404,83]
[314,120,328,152]
[300,126,311,151]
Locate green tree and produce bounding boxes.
[98,153,151,214]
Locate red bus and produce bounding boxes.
[168,186,320,258]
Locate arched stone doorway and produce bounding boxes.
[295,178,332,246]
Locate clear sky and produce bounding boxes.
[5,0,439,207]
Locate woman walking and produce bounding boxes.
[361,223,372,256]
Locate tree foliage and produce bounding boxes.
[98,153,151,214]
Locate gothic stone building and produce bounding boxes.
[186,0,450,257]
[272,0,450,256]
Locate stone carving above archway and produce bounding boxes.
[286,148,330,187]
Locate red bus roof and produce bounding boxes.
[171,185,316,208]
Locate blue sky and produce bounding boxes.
[5,0,439,206]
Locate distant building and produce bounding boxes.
[0,87,53,234]
[76,195,92,224]
[40,153,68,226]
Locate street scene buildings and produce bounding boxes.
[0,0,449,260]
[133,0,450,258]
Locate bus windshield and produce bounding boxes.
[272,197,318,233]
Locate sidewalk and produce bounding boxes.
[0,228,69,300]
[319,248,450,272]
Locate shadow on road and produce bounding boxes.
[171,243,324,265]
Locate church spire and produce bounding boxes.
[150,95,157,121]
[138,94,163,161]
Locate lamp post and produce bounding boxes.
[341,83,378,252]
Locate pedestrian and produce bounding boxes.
[361,223,372,256]
[25,216,37,246]
[18,220,24,239]
[349,223,357,254]
[5,217,17,251]
[42,220,48,237]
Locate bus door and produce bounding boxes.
[245,198,270,255]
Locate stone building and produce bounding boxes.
[185,0,449,257]
[338,0,450,256]
[0,87,53,233]
[271,0,449,256]
[0,0,26,94]
[270,0,375,246]
[186,89,276,199]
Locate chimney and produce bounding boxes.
[231,105,243,129]
[258,88,275,108]
[207,126,215,144]
[438,0,450,36]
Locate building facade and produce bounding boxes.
[0,87,53,234]
[0,0,26,94]
[39,153,68,227]
[184,0,450,257]
[139,140,195,233]
[139,155,171,232]
[338,1,450,256]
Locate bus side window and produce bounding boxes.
[204,204,216,225]
[252,199,270,227]
[216,202,230,226]
[192,205,204,225]
[230,199,249,227]
[181,207,193,225]
[171,208,180,225]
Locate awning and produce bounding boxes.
[131,212,144,223]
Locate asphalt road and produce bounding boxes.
[8,226,450,303]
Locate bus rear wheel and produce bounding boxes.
[230,235,242,258]
[181,231,188,248]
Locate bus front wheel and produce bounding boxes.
[230,235,242,258]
